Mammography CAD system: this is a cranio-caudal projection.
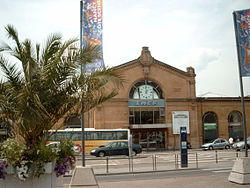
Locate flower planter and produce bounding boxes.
[0,162,63,188]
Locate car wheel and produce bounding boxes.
[244,145,250,149]
[132,150,137,156]
[98,151,106,157]
[208,146,213,150]
[225,145,230,149]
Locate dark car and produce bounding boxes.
[90,141,142,157]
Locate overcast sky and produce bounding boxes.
[0,0,250,96]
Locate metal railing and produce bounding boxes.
[83,150,241,174]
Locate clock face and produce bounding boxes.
[139,85,154,99]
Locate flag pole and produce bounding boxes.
[80,0,86,167]
[233,12,248,157]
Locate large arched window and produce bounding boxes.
[203,112,218,143]
[129,80,163,99]
[65,115,81,128]
[228,111,243,141]
[128,80,165,125]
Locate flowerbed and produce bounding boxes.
[0,138,75,181]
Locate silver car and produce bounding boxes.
[201,138,230,150]
[232,137,250,151]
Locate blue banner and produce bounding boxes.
[234,9,250,77]
[81,0,104,71]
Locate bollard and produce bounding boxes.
[175,153,179,169]
[152,155,155,171]
[154,155,157,171]
[196,152,198,168]
[128,157,131,172]
[215,150,218,163]
[131,156,134,172]
[106,157,109,174]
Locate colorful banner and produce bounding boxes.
[234,9,250,77]
[81,0,104,70]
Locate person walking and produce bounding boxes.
[229,137,234,146]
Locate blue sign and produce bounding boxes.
[180,126,188,167]
[128,100,165,107]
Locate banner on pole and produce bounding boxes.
[234,9,250,77]
[81,0,104,71]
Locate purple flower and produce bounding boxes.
[0,162,7,180]
[54,157,75,177]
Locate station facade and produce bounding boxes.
[69,47,250,150]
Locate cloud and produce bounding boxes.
[180,48,221,71]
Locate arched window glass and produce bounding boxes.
[65,115,81,128]
[228,111,243,141]
[203,112,218,143]
[129,80,163,99]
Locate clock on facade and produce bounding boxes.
[130,80,163,100]
[139,85,154,99]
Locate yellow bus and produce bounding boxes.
[46,128,129,153]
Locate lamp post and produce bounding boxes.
[233,11,248,157]
[80,0,85,167]
[80,113,85,167]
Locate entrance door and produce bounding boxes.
[131,129,166,150]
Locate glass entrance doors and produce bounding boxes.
[131,129,166,150]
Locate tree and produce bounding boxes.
[0,25,124,147]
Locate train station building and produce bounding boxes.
[62,47,250,150]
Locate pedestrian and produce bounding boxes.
[229,137,234,145]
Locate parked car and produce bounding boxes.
[90,141,142,157]
[232,137,250,151]
[201,138,230,150]
[46,142,82,155]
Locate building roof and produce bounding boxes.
[112,47,195,78]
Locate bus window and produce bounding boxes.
[101,131,115,140]
[71,132,81,141]
[56,132,70,140]
[117,131,128,140]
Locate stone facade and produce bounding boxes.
[83,47,250,150]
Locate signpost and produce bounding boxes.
[180,126,188,168]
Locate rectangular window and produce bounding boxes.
[117,131,128,140]
[154,110,160,123]
[141,108,153,124]
[129,108,134,124]
[134,108,141,124]
[129,107,165,125]
[71,132,81,141]
[100,131,114,140]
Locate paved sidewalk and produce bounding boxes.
[65,151,249,188]
[98,173,249,188]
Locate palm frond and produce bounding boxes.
[0,54,23,90]
[41,33,62,64]
[0,25,125,147]
[0,41,13,52]
[4,25,23,55]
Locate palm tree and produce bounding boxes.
[0,24,124,147]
